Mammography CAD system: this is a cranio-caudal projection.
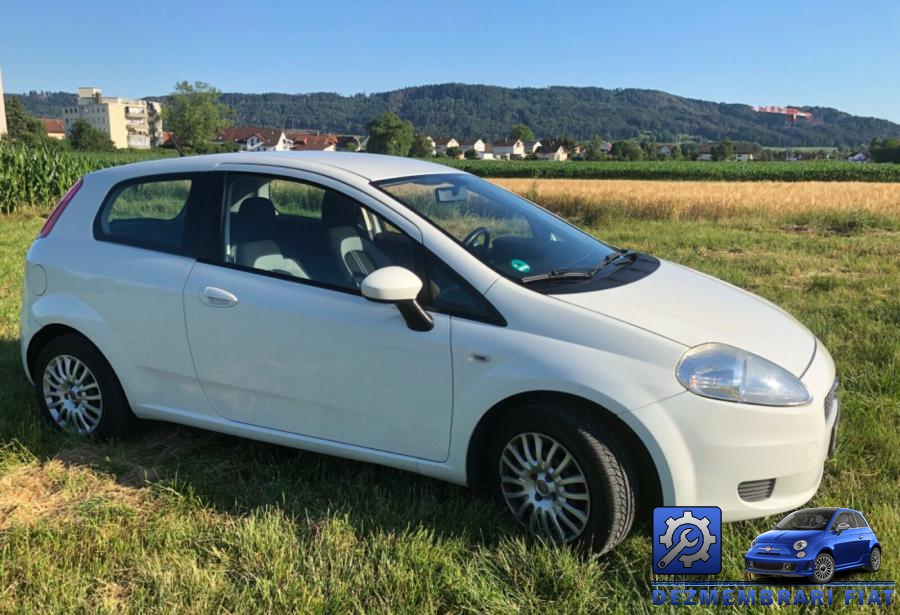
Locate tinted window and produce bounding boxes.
[852,512,868,528]
[775,508,837,530]
[425,253,503,324]
[97,175,203,254]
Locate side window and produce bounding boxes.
[832,512,854,529]
[223,173,420,291]
[97,176,197,253]
[852,512,868,528]
[424,253,504,324]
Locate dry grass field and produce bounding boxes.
[492,179,900,221]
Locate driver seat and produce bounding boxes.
[322,191,390,287]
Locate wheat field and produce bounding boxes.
[491,178,900,221]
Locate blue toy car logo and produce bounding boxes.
[745,507,881,583]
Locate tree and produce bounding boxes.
[870,138,900,163]
[610,140,644,161]
[584,134,606,161]
[409,134,434,157]
[3,97,46,144]
[365,111,414,156]
[713,139,735,161]
[444,145,461,158]
[509,124,534,142]
[463,148,479,159]
[639,137,659,160]
[162,81,233,152]
[68,119,115,151]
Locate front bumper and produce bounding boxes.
[624,340,838,521]
[745,549,817,577]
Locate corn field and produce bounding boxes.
[0,145,173,214]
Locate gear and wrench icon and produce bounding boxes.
[657,510,717,569]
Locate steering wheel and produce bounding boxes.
[463,226,491,250]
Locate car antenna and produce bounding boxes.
[169,133,186,157]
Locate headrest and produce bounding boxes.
[321,191,361,227]
[236,197,277,224]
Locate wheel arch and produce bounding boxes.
[465,390,662,514]
[26,323,97,379]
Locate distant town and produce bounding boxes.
[4,78,896,163]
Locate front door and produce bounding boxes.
[183,171,453,461]
[831,511,869,567]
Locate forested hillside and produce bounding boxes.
[11,84,900,146]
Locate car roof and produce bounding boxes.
[89,151,465,183]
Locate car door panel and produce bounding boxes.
[183,262,453,461]
[831,512,869,567]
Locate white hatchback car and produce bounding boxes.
[20,152,839,553]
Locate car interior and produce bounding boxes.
[224,176,419,292]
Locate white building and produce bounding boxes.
[215,126,293,151]
[62,87,162,149]
[0,68,8,140]
[459,139,485,156]
[434,137,459,156]
[537,141,569,161]
[494,138,526,159]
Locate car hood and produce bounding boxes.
[756,529,824,544]
[554,259,816,376]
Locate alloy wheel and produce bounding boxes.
[498,432,591,543]
[42,354,103,435]
[871,548,881,571]
[813,554,834,583]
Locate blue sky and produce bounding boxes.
[2,1,899,122]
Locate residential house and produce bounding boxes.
[493,138,525,159]
[659,144,676,157]
[536,140,568,161]
[697,143,715,161]
[62,87,162,149]
[459,138,485,157]
[479,142,495,160]
[848,152,868,163]
[287,131,338,151]
[523,140,542,156]
[434,137,459,155]
[734,143,756,162]
[336,135,364,151]
[215,126,292,152]
[41,118,66,140]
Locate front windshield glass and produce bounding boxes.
[375,173,617,282]
[775,508,837,530]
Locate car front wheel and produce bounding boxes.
[488,402,636,554]
[812,552,835,583]
[34,334,138,439]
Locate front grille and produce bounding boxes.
[824,377,839,421]
[748,560,796,572]
[738,479,776,502]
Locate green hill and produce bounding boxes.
[10,84,900,147]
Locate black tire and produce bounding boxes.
[864,546,881,572]
[34,333,139,439]
[811,552,835,584]
[487,402,636,554]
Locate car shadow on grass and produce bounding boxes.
[2,336,655,556]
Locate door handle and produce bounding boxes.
[859,535,865,539]
[200,286,239,307]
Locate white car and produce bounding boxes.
[20,152,839,553]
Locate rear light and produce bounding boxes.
[37,178,83,239]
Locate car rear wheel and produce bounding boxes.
[488,402,636,554]
[865,547,881,572]
[35,334,138,439]
[812,552,835,583]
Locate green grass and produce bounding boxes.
[0,204,897,613]
[439,159,900,182]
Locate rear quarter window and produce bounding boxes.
[95,174,211,255]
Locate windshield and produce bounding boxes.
[775,508,837,530]
[374,173,617,282]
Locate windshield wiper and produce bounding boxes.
[589,249,637,276]
[520,268,594,284]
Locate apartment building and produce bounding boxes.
[0,68,8,140]
[62,87,162,149]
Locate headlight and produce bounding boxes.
[676,343,811,406]
[751,538,756,548]
[794,540,808,551]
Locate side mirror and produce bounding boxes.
[361,267,433,332]
[835,522,850,535]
